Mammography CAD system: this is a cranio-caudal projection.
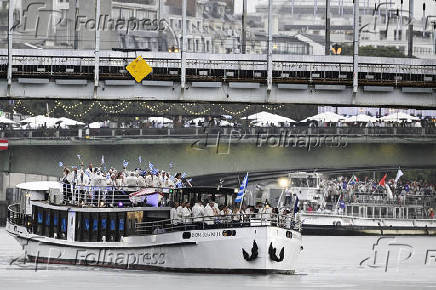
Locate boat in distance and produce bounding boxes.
[6,181,302,274]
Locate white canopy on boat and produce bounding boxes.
[380,112,420,122]
[16,181,61,191]
[301,112,346,123]
[345,114,378,123]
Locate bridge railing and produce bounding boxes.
[1,126,435,139]
[2,50,435,85]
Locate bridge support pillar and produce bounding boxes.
[181,0,187,91]
[266,0,273,95]
[94,0,101,96]
[7,0,14,97]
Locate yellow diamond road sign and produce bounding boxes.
[126,56,152,83]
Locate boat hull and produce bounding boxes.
[301,213,436,236]
[6,222,302,274]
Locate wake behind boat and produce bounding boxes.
[6,181,302,274]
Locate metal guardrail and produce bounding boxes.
[135,213,302,235]
[1,50,435,85]
[1,127,435,140]
[62,184,170,208]
[7,203,26,226]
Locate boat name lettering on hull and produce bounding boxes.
[191,231,222,238]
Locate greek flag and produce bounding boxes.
[169,161,174,169]
[181,172,187,179]
[58,161,64,167]
[235,173,248,203]
[123,160,129,168]
[77,154,81,160]
[101,155,105,164]
[149,162,154,171]
[138,156,142,164]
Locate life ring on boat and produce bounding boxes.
[242,240,258,261]
[334,221,341,227]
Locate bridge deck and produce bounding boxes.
[1,50,435,107]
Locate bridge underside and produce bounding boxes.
[2,80,436,108]
[1,142,435,178]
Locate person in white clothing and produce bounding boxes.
[192,201,205,223]
[176,202,184,223]
[170,202,180,225]
[181,203,192,224]
[204,201,218,225]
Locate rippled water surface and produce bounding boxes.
[1,228,436,289]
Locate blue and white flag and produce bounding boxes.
[149,162,154,171]
[58,161,64,167]
[235,173,248,203]
[101,155,105,164]
[138,156,142,164]
[176,180,183,188]
[169,162,174,169]
[181,172,187,179]
[123,160,129,168]
[77,154,81,160]
[294,195,300,213]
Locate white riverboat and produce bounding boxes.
[280,172,436,235]
[6,181,302,274]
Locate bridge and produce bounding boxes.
[0,126,435,178]
[1,49,436,108]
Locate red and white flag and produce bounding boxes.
[0,139,8,151]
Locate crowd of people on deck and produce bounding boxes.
[168,200,301,229]
[61,162,192,189]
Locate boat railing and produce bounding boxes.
[61,183,170,207]
[135,213,302,235]
[7,203,27,226]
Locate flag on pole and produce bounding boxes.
[169,161,174,169]
[293,195,300,213]
[235,173,249,203]
[0,139,8,151]
[386,184,393,200]
[395,169,404,183]
[138,156,142,164]
[379,174,387,186]
[149,162,154,171]
[58,161,64,167]
[76,154,81,160]
[348,175,358,185]
[101,155,105,164]
[123,160,129,168]
[181,172,187,179]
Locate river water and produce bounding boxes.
[1,228,436,290]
